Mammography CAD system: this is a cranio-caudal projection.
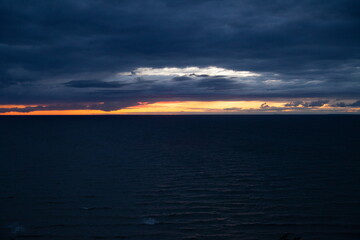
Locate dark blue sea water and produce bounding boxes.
[1,115,359,240]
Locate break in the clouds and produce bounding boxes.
[119,67,260,77]
[0,0,359,113]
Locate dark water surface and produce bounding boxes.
[1,115,359,240]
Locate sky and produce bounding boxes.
[0,0,359,114]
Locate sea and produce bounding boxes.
[0,115,359,240]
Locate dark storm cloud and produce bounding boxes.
[197,77,240,90]
[65,80,128,88]
[0,0,359,109]
[172,76,192,81]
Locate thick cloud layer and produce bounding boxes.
[0,0,359,112]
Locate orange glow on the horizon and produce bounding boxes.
[118,101,285,113]
[0,101,359,115]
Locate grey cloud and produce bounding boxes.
[285,100,329,107]
[302,100,330,107]
[0,100,140,113]
[348,100,360,107]
[284,101,303,107]
[0,104,100,113]
[330,100,360,107]
[223,107,242,111]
